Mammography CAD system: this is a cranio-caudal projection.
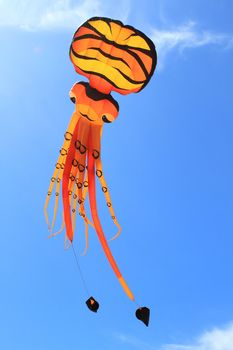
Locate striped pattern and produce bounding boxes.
[70,17,157,95]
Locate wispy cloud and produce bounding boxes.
[115,323,233,350]
[0,0,130,31]
[152,21,233,69]
[1,1,232,70]
[163,322,233,350]
[115,333,157,350]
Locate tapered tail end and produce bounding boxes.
[135,307,150,326]
[86,296,99,313]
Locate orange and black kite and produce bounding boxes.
[44,17,157,326]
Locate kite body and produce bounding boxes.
[44,17,157,326]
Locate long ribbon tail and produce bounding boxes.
[95,157,122,242]
[62,120,80,243]
[44,112,79,232]
[87,146,134,301]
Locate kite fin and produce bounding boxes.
[135,307,150,327]
[86,296,99,313]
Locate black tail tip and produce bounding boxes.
[135,307,150,326]
[86,296,99,313]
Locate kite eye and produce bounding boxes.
[70,96,76,103]
[102,115,112,123]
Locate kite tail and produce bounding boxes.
[62,120,80,243]
[87,144,134,301]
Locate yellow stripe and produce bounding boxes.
[109,21,123,41]
[89,19,150,50]
[127,36,150,50]
[70,52,143,91]
[78,49,132,77]
[89,19,113,40]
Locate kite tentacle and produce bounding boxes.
[60,116,94,253]
[92,125,122,241]
[48,215,65,238]
[75,119,94,254]
[50,176,61,231]
[75,118,89,206]
[62,119,80,243]
[71,174,93,256]
[44,112,79,232]
[88,136,134,301]
[95,157,122,242]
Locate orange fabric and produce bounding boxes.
[62,120,80,242]
[70,17,157,95]
[45,17,157,302]
[87,141,134,300]
[87,143,121,278]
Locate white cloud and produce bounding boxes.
[39,0,102,30]
[0,0,130,31]
[152,21,233,69]
[115,323,233,350]
[115,333,157,350]
[162,323,233,350]
[1,1,232,70]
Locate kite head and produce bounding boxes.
[70,17,157,95]
[70,81,119,126]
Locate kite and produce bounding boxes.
[44,17,157,326]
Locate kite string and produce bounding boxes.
[71,243,90,296]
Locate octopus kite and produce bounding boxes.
[44,17,157,326]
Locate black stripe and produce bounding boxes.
[114,67,145,84]
[87,47,131,69]
[72,34,149,79]
[105,20,112,35]
[123,32,139,41]
[80,112,94,122]
[88,16,124,28]
[71,48,145,85]
[73,31,152,59]
[70,16,157,92]
[71,46,131,70]
[71,46,138,76]
[77,82,119,111]
[86,17,158,84]
[74,67,128,91]
[83,22,155,59]
[71,49,99,62]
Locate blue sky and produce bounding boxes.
[0,0,233,349]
